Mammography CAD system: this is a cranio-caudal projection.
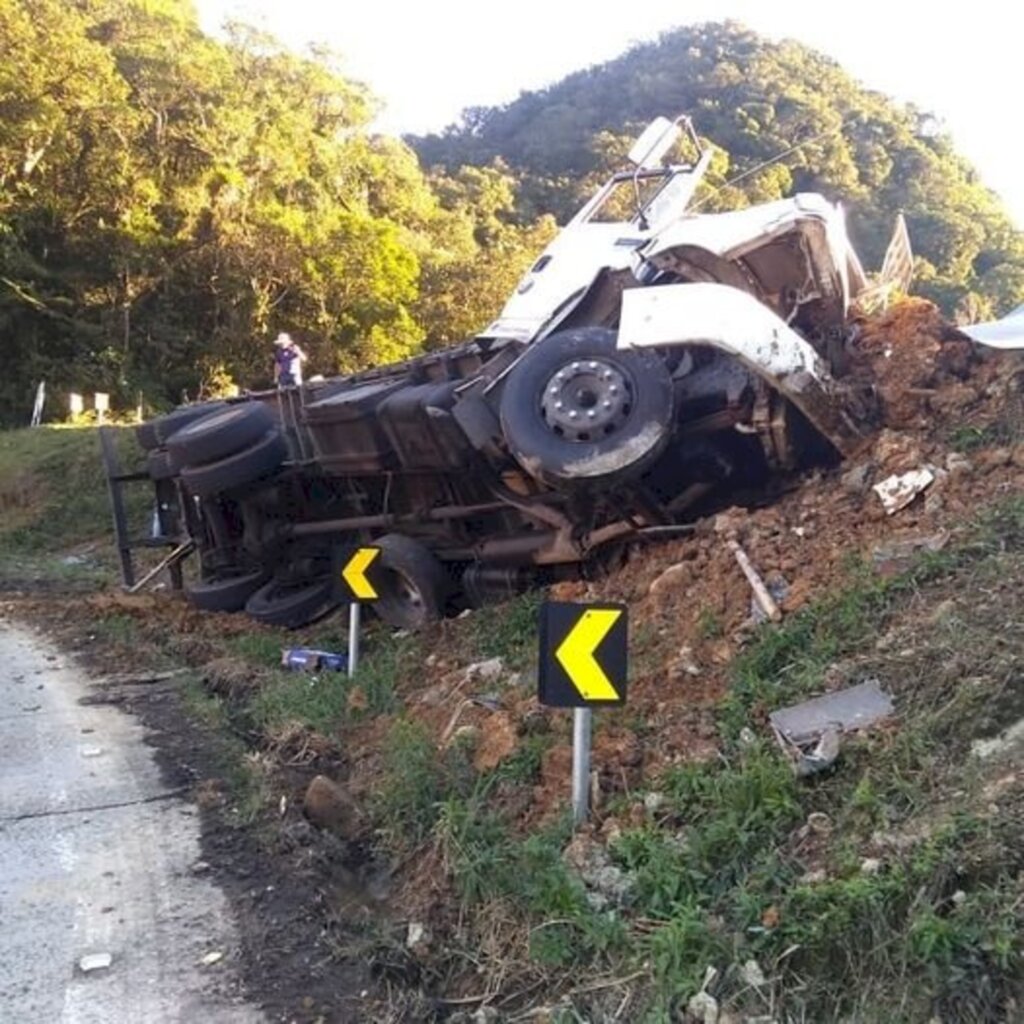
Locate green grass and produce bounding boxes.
[467,590,544,671]
[233,626,415,739]
[248,670,353,736]
[0,425,149,557]
[180,672,271,826]
[359,496,1024,1021]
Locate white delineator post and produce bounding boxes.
[571,707,593,825]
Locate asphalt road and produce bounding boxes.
[0,618,262,1023]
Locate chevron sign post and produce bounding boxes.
[337,546,383,678]
[538,601,628,824]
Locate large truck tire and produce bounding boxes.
[499,327,673,488]
[370,533,450,630]
[179,430,287,498]
[167,403,275,471]
[186,569,268,613]
[245,577,338,629]
[135,401,229,451]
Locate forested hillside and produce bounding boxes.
[5,11,1023,426]
[414,22,1024,323]
[0,0,554,423]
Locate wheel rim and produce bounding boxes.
[540,358,633,442]
[385,568,424,613]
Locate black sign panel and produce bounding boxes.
[538,601,627,708]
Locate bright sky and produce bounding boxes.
[197,0,1021,225]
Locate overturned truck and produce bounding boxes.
[134,116,905,630]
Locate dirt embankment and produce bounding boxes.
[373,299,1024,818]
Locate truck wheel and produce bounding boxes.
[180,430,287,498]
[245,577,338,629]
[167,403,275,471]
[499,327,674,487]
[135,401,230,451]
[186,569,268,613]
[371,534,449,630]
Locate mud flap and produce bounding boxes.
[617,282,871,455]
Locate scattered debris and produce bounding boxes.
[860,858,882,875]
[738,727,757,748]
[727,539,782,622]
[562,833,634,909]
[280,648,347,672]
[872,468,935,514]
[79,745,104,758]
[971,715,1024,760]
[771,680,893,742]
[788,726,841,776]
[742,958,767,988]
[672,645,702,677]
[463,657,504,684]
[770,680,894,776]
[440,694,505,748]
[78,952,113,973]
[750,573,789,624]
[806,812,833,836]
[643,791,666,814]
[945,451,974,476]
[872,529,950,570]
[199,950,224,966]
[406,922,432,957]
[687,966,720,1023]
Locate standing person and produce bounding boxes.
[273,332,308,387]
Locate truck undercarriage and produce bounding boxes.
[129,116,902,630]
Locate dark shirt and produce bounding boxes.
[274,345,303,384]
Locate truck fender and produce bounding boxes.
[617,282,869,455]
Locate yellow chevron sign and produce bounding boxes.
[540,602,627,707]
[341,546,381,601]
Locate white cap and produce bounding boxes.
[274,332,292,346]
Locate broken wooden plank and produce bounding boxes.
[727,539,782,622]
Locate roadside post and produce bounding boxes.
[538,602,628,825]
[336,546,382,678]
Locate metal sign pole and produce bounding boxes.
[571,707,593,825]
[347,603,361,678]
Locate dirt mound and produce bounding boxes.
[502,299,1024,786]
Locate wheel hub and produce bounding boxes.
[540,359,631,442]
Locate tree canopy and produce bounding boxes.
[412,21,1024,324]
[0,0,554,422]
